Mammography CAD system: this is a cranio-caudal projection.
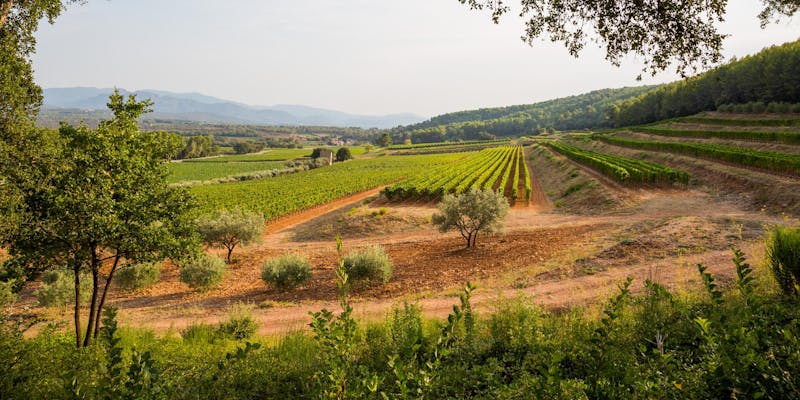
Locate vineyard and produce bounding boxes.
[388,138,510,150]
[634,126,800,143]
[167,160,288,183]
[545,141,690,184]
[596,134,800,175]
[190,153,464,220]
[382,146,531,202]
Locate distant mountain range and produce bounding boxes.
[40,87,425,129]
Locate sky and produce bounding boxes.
[32,0,799,117]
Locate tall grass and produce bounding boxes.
[767,226,800,296]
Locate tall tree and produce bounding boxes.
[0,91,200,347]
[459,0,800,77]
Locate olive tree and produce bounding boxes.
[197,208,266,263]
[335,147,353,162]
[432,188,509,248]
[0,91,200,348]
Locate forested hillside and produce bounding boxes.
[610,40,800,126]
[391,86,658,143]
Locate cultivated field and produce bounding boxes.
[15,113,800,337]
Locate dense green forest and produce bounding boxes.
[390,86,658,143]
[610,40,800,126]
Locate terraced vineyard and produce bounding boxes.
[546,141,690,184]
[388,138,510,150]
[382,146,531,202]
[596,134,800,175]
[634,126,800,143]
[191,153,464,220]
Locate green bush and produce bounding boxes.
[0,280,17,306]
[343,245,393,283]
[179,255,226,292]
[180,323,218,343]
[261,253,312,291]
[217,303,259,340]
[115,262,161,291]
[767,226,800,296]
[36,270,92,307]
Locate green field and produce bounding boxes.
[167,160,288,183]
[191,153,465,220]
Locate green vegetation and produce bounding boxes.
[635,126,800,144]
[767,226,800,296]
[432,188,509,248]
[5,250,797,399]
[114,262,162,291]
[383,146,530,201]
[336,147,353,162]
[679,114,800,127]
[196,208,265,263]
[546,141,690,184]
[388,138,510,150]
[1,92,199,348]
[342,245,393,283]
[596,134,800,175]
[179,255,227,292]
[36,270,92,308]
[611,40,800,126]
[189,148,313,163]
[167,160,287,183]
[392,86,657,142]
[191,153,464,221]
[261,253,313,291]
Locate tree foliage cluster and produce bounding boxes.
[392,86,657,143]
[610,40,800,126]
[461,0,798,77]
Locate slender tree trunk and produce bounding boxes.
[0,1,12,29]
[226,246,234,263]
[472,232,478,248]
[73,265,81,349]
[83,248,100,347]
[93,254,121,340]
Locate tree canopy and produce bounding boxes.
[0,91,200,347]
[460,0,800,77]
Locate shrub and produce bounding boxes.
[180,323,218,342]
[180,255,226,292]
[36,270,92,307]
[115,262,161,291]
[0,281,17,306]
[217,303,258,340]
[343,245,393,283]
[766,226,800,296]
[261,253,312,291]
[335,147,353,162]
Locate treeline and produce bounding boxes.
[391,86,658,143]
[610,40,800,126]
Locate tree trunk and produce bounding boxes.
[73,265,81,349]
[226,246,234,263]
[83,249,101,347]
[0,1,12,29]
[93,254,121,340]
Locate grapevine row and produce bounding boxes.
[597,135,800,175]
[546,141,690,184]
[383,146,529,201]
[191,153,463,221]
[634,127,800,144]
[388,138,510,150]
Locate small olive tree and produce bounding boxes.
[335,147,353,162]
[197,208,266,263]
[432,188,509,248]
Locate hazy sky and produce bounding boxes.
[33,0,798,117]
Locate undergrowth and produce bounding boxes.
[1,246,800,399]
